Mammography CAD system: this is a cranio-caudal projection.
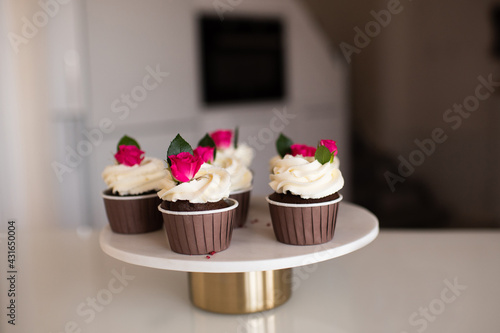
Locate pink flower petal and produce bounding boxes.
[291,144,316,157]
[194,146,215,163]
[320,140,338,155]
[169,152,204,183]
[210,130,232,149]
[115,145,145,166]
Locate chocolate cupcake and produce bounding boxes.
[198,130,254,227]
[267,135,344,245]
[213,155,252,228]
[158,198,238,255]
[102,135,173,234]
[157,134,238,255]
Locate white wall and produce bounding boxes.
[82,0,349,227]
[0,0,57,230]
[0,1,24,226]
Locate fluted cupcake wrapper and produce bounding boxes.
[229,187,252,228]
[266,195,343,246]
[158,198,238,255]
[102,190,163,234]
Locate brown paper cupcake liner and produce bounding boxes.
[158,198,238,255]
[266,195,343,246]
[102,190,163,234]
[229,187,252,228]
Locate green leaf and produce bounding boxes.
[117,135,140,151]
[197,133,217,161]
[234,126,239,149]
[276,133,293,158]
[315,145,332,165]
[166,134,193,166]
[198,133,216,148]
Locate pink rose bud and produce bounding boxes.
[114,145,145,166]
[320,140,338,156]
[291,144,316,157]
[210,130,232,149]
[194,146,215,163]
[168,152,204,183]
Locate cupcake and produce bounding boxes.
[214,155,252,227]
[157,134,238,255]
[204,129,254,227]
[102,135,172,234]
[266,134,344,245]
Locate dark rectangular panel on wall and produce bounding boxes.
[199,15,285,105]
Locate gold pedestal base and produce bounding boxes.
[188,269,292,314]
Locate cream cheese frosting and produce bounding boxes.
[213,155,252,192]
[270,154,340,172]
[269,154,344,199]
[157,163,231,203]
[102,157,173,196]
[217,143,255,167]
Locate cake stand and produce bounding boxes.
[100,197,379,314]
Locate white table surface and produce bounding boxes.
[2,212,500,332]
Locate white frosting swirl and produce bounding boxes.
[270,154,340,172]
[102,157,173,196]
[213,155,252,192]
[269,155,283,172]
[158,164,230,203]
[269,155,344,199]
[218,143,255,167]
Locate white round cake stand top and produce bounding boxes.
[99,198,379,273]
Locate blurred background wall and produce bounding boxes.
[300,0,500,227]
[1,0,56,230]
[1,0,349,229]
[1,0,499,229]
